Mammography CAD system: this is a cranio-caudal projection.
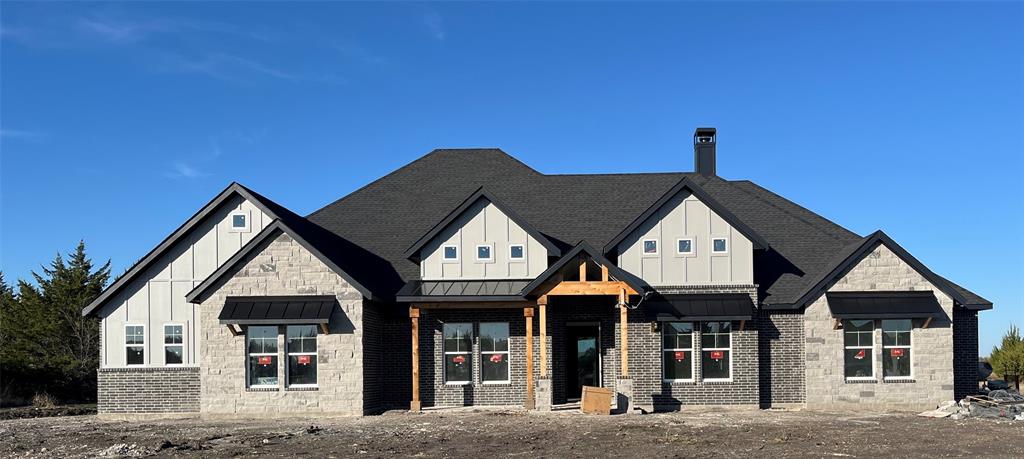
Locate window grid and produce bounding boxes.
[125,325,145,366]
[286,325,318,387]
[844,320,875,380]
[700,322,732,381]
[163,324,184,365]
[662,322,694,382]
[247,326,279,388]
[443,323,473,384]
[882,320,912,379]
[480,322,510,384]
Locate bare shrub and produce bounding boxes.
[31,392,58,408]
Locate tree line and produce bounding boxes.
[1,241,109,406]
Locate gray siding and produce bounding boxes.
[96,195,271,368]
[420,200,548,280]
[615,191,753,286]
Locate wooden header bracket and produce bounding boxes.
[922,316,933,329]
[226,324,241,336]
[319,323,330,335]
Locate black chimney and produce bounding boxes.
[694,127,716,176]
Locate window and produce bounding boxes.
[480,323,509,383]
[509,244,525,261]
[663,322,694,381]
[676,238,694,255]
[443,323,472,384]
[125,325,145,366]
[701,322,731,380]
[286,325,318,387]
[442,245,459,262]
[229,210,250,233]
[476,244,493,262]
[643,239,658,255]
[247,326,278,387]
[711,237,728,254]
[164,324,183,365]
[882,319,912,379]
[844,320,875,380]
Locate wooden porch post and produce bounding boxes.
[524,307,536,410]
[538,296,548,378]
[410,306,421,412]
[619,288,629,377]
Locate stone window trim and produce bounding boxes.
[442,244,459,263]
[843,379,878,384]
[163,323,185,366]
[509,244,526,262]
[675,237,696,257]
[711,237,729,255]
[285,386,320,391]
[229,209,251,233]
[642,238,659,256]
[475,244,494,263]
[125,324,145,367]
[246,387,280,392]
[882,378,917,384]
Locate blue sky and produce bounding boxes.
[1,2,1021,353]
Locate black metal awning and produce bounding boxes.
[826,291,944,319]
[218,296,336,325]
[643,294,754,321]
[395,280,530,303]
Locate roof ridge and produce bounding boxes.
[726,179,858,242]
[545,171,693,177]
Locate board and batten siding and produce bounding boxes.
[420,200,548,280]
[615,191,753,286]
[96,195,272,368]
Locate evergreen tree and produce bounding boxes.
[990,324,1024,391]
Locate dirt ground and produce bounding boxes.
[1,408,1022,458]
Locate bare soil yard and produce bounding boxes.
[1,408,1021,458]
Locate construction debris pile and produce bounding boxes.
[919,389,1024,421]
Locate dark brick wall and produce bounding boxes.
[419,309,534,407]
[953,308,980,400]
[362,301,384,413]
[757,310,806,406]
[549,299,618,404]
[382,314,412,409]
[97,367,200,413]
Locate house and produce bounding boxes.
[82,128,991,417]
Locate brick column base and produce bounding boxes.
[536,377,552,411]
[617,377,634,415]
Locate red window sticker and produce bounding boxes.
[854,349,866,360]
[452,355,466,365]
[297,355,311,365]
[710,351,724,360]
[674,351,686,361]
[489,354,503,363]
[258,356,272,365]
[891,348,904,358]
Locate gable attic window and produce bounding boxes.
[230,210,251,233]
[125,325,145,366]
[442,245,459,262]
[676,238,695,256]
[643,239,659,256]
[509,244,525,261]
[712,237,728,254]
[476,244,493,262]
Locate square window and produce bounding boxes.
[443,245,458,261]
[677,239,694,255]
[509,244,524,260]
[229,211,250,233]
[476,245,493,261]
[643,239,658,255]
[712,238,728,254]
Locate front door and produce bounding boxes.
[565,325,600,400]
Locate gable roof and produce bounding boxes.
[519,241,649,297]
[401,187,562,262]
[82,182,293,317]
[307,148,989,310]
[601,176,770,256]
[185,218,387,304]
[774,230,992,311]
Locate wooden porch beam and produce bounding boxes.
[538,296,548,378]
[601,264,609,282]
[524,307,535,410]
[545,281,638,296]
[410,306,421,412]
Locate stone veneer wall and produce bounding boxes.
[97,367,200,414]
[952,308,979,400]
[757,310,806,407]
[804,244,955,410]
[198,232,366,416]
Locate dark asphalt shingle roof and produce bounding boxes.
[304,148,989,308]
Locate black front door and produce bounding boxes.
[565,325,600,400]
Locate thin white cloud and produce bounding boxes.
[0,128,47,141]
[157,52,344,84]
[165,161,208,179]
[423,12,445,41]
